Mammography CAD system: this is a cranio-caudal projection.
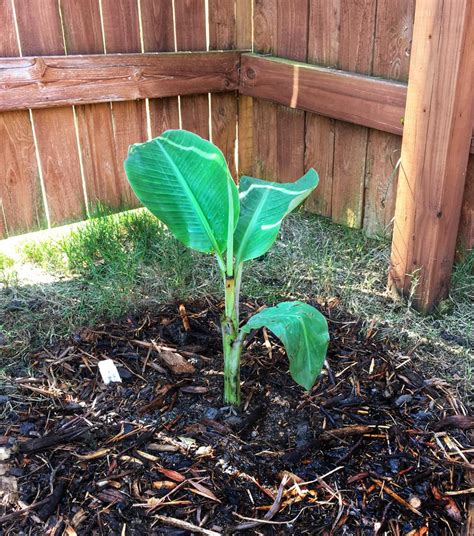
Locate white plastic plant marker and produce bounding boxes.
[98,359,122,385]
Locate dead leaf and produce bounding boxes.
[431,485,462,523]
[152,341,195,374]
[278,470,303,486]
[157,467,186,482]
[187,480,220,502]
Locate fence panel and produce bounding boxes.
[330,0,377,229]
[175,0,209,139]
[0,0,472,257]
[363,0,415,236]
[141,0,180,137]
[0,0,43,238]
[101,0,146,208]
[304,1,340,218]
[16,0,85,226]
[61,0,124,210]
[209,0,238,179]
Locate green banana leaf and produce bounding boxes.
[242,301,329,390]
[124,130,239,256]
[233,170,318,264]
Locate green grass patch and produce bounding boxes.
[1,208,473,397]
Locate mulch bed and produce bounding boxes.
[1,298,473,535]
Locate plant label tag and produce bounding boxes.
[98,359,122,385]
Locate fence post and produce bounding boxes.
[389,0,474,312]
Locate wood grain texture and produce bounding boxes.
[252,0,277,180]
[236,0,253,177]
[60,0,122,210]
[0,0,42,237]
[101,0,148,207]
[0,52,242,111]
[332,0,377,228]
[175,0,209,139]
[141,0,180,138]
[240,55,407,133]
[458,156,474,253]
[16,0,84,225]
[209,0,237,179]
[275,0,308,182]
[305,0,340,217]
[390,0,474,311]
[363,0,415,237]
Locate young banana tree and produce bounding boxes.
[124,130,329,405]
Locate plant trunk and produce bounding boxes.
[222,275,243,405]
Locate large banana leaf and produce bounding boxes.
[233,170,318,264]
[124,130,239,255]
[242,301,329,390]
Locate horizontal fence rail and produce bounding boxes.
[240,53,474,153]
[1,50,472,149]
[0,51,241,111]
[240,54,406,136]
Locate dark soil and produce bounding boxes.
[1,298,473,535]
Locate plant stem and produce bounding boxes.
[222,270,243,405]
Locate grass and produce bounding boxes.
[1,208,472,398]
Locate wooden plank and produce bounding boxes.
[332,0,377,228]
[236,0,253,177]
[240,55,407,134]
[140,0,180,138]
[60,0,122,210]
[175,0,209,139]
[363,0,415,237]
[209,0,237,179]
[15,0,84,226]
[0,52,241,111]
[0,0,43,237]
[252,0,278,180]
[457,156,474,253]
[101,0,147,207]
[389,0,474,312]
[305,0,340,217]
[275,0,308,182]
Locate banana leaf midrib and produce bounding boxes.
[234,187,271,265]
[156,138,224,255]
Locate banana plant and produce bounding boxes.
[124,130,329,405]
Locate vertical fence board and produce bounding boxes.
[60,0,123,211]
[305,0,340,217]
[175,0,209,139]
[141,0,180,137]
[0,0,43,237]
[236,0,253,178]
[363,0,415,236]
[16,0,84,225]
[209,0,237,178]
[252,0,277,179]
[101,0,147,207]
[331,0,377,228]
[390,0,473,311]
[458,156,474,253]
[275,0,308,182]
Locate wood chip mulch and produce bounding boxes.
[0,298,473,535]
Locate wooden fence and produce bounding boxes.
[0,0,248,234]
[0,0,473,311]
